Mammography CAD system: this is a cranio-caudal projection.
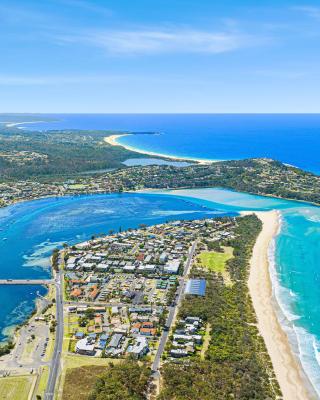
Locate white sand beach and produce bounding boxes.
[246,210,317,400]
[104,134,216,165]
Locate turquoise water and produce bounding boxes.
[0,111,320,394]
[0,192,236,342]
[273,207,320,393]
[0,189,320,394]
[1,188,320,395]
[156,189,320,395]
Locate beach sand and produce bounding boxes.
[246,210,317,400]
[104,134,216,165]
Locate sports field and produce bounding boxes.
[196,246,233,272]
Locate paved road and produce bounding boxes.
[66,300,157,308]
[0,279,54,285]
[44,270,64,400]
[151,240,197,372]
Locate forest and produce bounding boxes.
[0,128,148,179]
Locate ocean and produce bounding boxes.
[5,113,320,173]
[0,114,320,395]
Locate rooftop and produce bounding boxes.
[185,279,206,296]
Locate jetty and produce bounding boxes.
[0,279,54,285]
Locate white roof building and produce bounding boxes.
[127,336,149,358]
[123,264,136,272]
[76,338,95,355]
[164,260,180,274]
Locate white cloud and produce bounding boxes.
[292,6,320,19]
[0,75,124,86]
[254,69,307,79]
[55,0,113,16]
[59,28,264,55]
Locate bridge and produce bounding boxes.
[0,279,54,285]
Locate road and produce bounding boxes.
[0,279,54,285]
[44,270,64,400]
[151,240,197,372]
[66,300,157,308]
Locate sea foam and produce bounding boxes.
[269,212,320,398]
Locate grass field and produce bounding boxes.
[36,366,49,399]
[0,376,34,400]
[68,184,87,190]
[196,246,233,272]
[62,365,106,400]
[58,356,117,400]
[65,354,118,369]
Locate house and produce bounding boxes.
[74,331,85,340]
[111,306,119,315]
[82,262,95,271]
[88,286,99,300]
[96,334,109,350]
[137,264,156,274]
[70,288,82,299]
[185,316,202,324]
[76,338,95,356]
[159,252,168,263]
[144,255,152,263]
[107,333,123,349]
[131,322,141,334]
[170,349,188,358]
[127,336,149,359]
[123,264,136,273]
[129,306,152,314]
[164,260,180,274]
[140,327,156,336]
[96,263,109,272]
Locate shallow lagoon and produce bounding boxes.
[0,192,236,341]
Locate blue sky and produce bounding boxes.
[1,0,320,112]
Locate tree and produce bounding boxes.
[89,360,150,400]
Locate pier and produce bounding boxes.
[0,279,54,285]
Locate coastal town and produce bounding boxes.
[63,217,235,363]
[0,214,240,399]
[1,157,319,208]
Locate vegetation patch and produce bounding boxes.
[62,361,150,400]
[62,365,106,400]
[197,246,233,273]
[64,354,118,369]
[88,361,150,400]
[0,376,33,400]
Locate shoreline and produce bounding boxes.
[246,210,317,400]
[0,285,49,345]
[104,134,217,165]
